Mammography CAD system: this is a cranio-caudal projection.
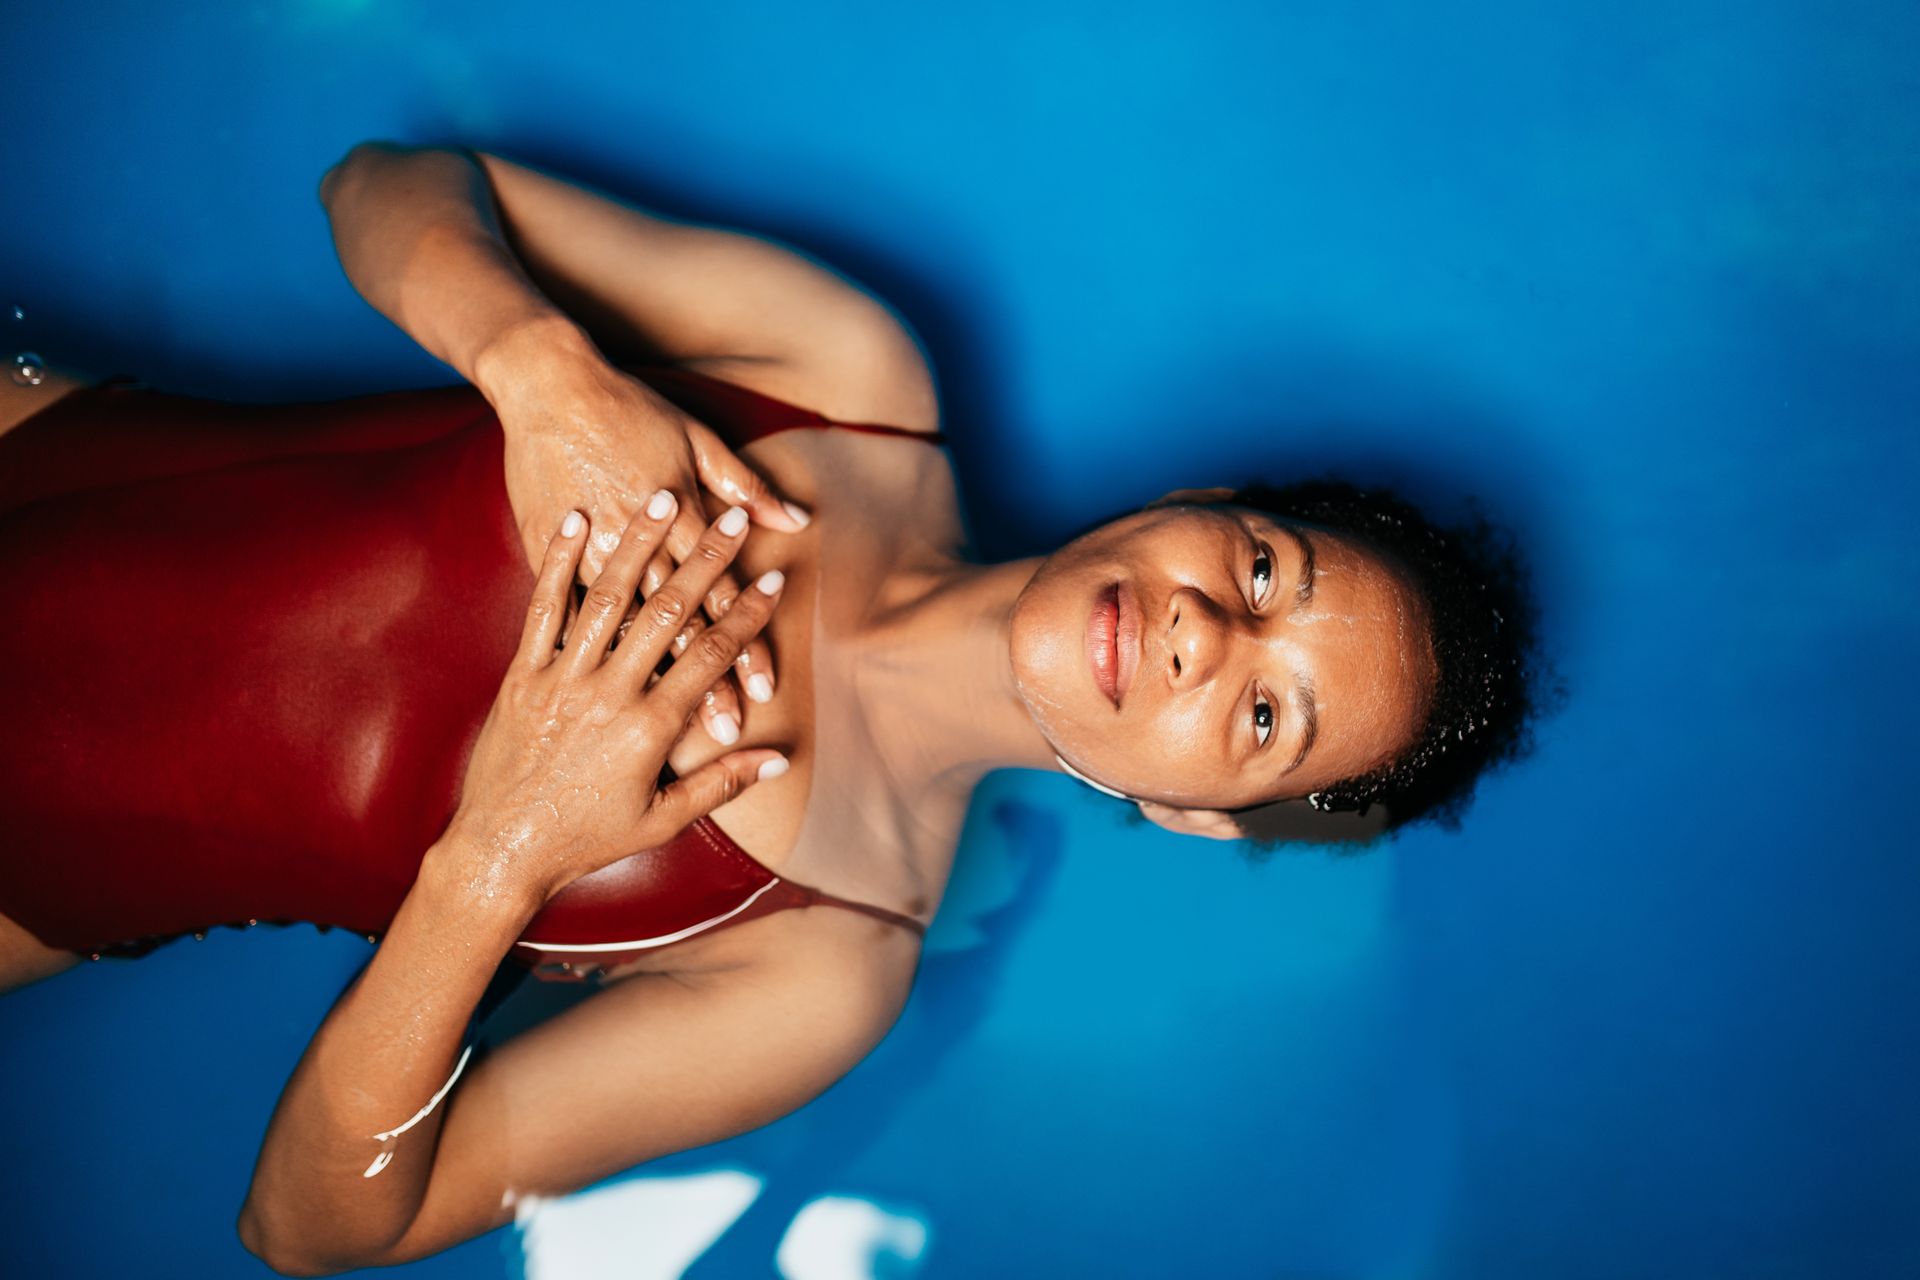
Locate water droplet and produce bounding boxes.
[11,353,46,387]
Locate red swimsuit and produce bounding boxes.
[0,366,939,980]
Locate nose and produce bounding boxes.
[1166,586,1227,689]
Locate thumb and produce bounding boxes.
[686,420,811,533]
[646,749,790,834]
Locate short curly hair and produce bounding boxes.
[1224,479,1547,842]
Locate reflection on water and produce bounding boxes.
[777,1195,929,1279]
[518,1173,930,1280]
[517,1169,763,1280]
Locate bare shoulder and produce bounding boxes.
[682,305,942,436]
[606,898,923,1015]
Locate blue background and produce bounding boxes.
[3,1,1917,1276]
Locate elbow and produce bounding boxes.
[318,140,390,209]
[317,139,425,210]
[236,1203,362,1279]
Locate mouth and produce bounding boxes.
[1086,581,1141,709]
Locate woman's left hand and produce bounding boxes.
[488,330,810,746]
[446,494,790,908]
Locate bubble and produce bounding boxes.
[11,352,46,387]
[9,305,22,322]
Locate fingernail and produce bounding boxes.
[560,510,584,538]
[746,673,773,703]
[756,569,785,594]
[757,756,790,781]
[782,501,812,528]
[646,489,675,520]
[718,506,749,537]
[711,713,740,745]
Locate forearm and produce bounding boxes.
[238,835,536,1274]
[319,142,598,404]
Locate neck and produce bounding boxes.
[843,554,1061,797]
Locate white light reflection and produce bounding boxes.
[776,1195,930,1280]
[514,1173,932,1280]
[517,1169,763,1280]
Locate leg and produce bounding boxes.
[0,908,79,995]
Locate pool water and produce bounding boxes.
[3,2,1917,1277]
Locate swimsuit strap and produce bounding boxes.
[688,815,928,938]
[636,364,946,447]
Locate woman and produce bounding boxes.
[0,143,1536,1273]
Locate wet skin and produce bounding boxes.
[1009,501,1439,811]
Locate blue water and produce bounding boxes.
[4,3,1917,1277]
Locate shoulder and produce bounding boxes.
[680,300,941,436]
[613,897,922,1028]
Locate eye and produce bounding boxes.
[1251,548,1274,606]
[1253,691,1274,747]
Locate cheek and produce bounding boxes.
[1077,701,1226,806]
[1008,574,1086,740]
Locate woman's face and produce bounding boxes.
[1009,500,1438,810]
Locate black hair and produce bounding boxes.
[1224,479,1548,845]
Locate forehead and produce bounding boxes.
[1236,508,1438,785]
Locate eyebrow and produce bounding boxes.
[1283,671,1318,775]
[1278,522,1316,607]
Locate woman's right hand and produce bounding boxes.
[442,490,790,909]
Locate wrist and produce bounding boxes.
[471,312,604,417]
[418,828,549,930]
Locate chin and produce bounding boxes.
[1008,549,1113,760]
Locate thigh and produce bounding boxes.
[0,909,80,995]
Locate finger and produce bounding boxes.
[651,567,784,711]
[695,569,778,705]
[561,582,582,650]
[561,489,676,677]
[515,511,588,670]
[699,681,745,747]
[607,504,754,687]
[657,495,776,701]
[687,419,810,532]
[612,594,641,648]
[581,518,625,586]
[642,750,790,840]
[640,550,674,600]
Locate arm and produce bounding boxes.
[321,142,817,742]
[240,889,912,1275]
[320,142,936,431]
[236,496,795,1273]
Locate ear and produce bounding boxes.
[1136,799,1247,841]
[1146,486,1237,510]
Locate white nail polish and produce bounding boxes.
[711,713,740,745]
[757,756,790,781]
[718,506,749,537]
[782,501,812,528]
[646,489,675,519]
[756,569,785,594]
[747,674,773,703]
[560,511,584,538]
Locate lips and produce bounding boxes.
[1086,582,1141,709]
